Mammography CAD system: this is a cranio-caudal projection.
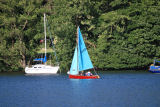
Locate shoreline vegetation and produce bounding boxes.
[0,69,148,74]
[0,0,159,72]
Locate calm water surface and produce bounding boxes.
[0,71,160,107]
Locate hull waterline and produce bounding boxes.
[69,74,100,79]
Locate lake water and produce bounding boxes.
[0,71,160,107]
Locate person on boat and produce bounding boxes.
[85,71,93,76]
[79,71,84,76]
[67,70,70,74]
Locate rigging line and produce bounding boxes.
[93,68,98,76]
[45,16,59,65]
[45,15,61,74]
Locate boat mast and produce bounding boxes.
[77,27,79,73]
[44,13,47,65]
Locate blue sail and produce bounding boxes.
[70,46,79,75]
[69,27,94,75]
[78,27,94,71]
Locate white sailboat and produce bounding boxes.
[25,13,59,74]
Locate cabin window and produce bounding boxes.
[34,67,37,68]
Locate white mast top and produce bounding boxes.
[44,13,47,65]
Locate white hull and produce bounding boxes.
[25,64,59,74]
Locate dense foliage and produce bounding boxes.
[0,0,160,72]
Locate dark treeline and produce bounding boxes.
[0,0,160,72]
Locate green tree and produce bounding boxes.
[93,0,160,69]
[0,0,47,71]
[0,0,160,72]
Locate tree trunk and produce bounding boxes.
[21,54,26,68]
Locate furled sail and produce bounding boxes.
[33,56,47,63]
